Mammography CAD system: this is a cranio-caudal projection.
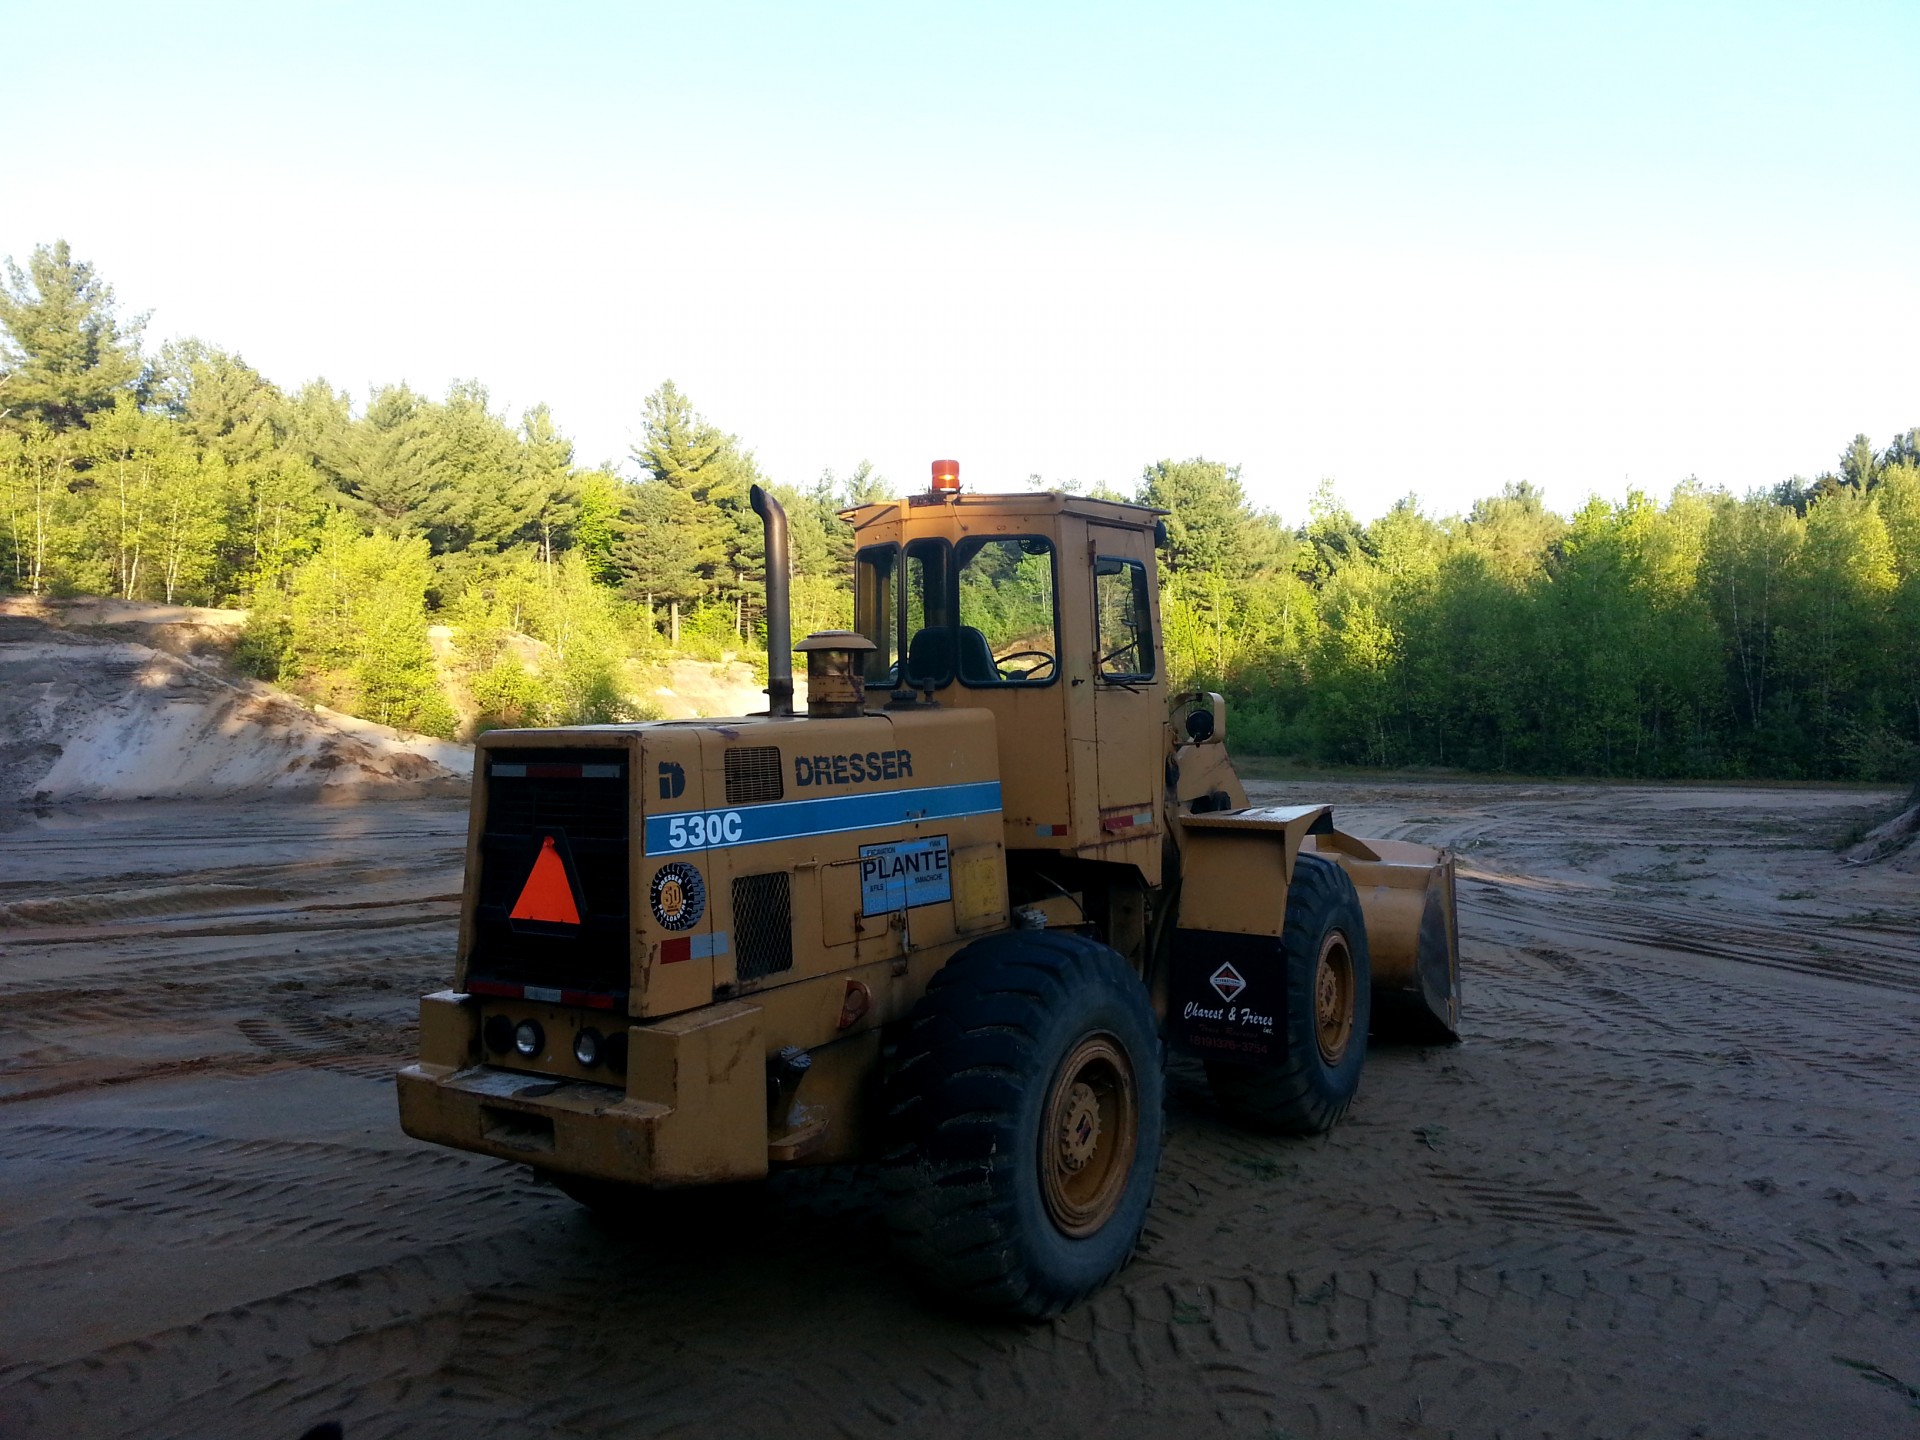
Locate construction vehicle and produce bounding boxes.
[398,461,1460,1318]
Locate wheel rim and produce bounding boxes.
[1039,1033,1139,1239]
[1314,932,1356,1066]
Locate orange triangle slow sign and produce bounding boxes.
[510,836,581,925]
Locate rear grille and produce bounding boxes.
[732,872,793,981]
[725,746,783,804]
[485,769,626,840]
[468,747,630,997]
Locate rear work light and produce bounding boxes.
[514,1020,545,1058]
[573,1028,602,1068]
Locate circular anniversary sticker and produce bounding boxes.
[650,862,706,931]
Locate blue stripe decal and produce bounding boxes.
[644,780,1003,856]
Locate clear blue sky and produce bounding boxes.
[6,0,1915,520]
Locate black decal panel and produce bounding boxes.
[1167,930,1290,1067]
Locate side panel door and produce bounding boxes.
[1087,524,1163,838]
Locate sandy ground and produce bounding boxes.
[0,779,1916,1439]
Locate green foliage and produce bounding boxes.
[284,512,456,737]
[468,655,550,731]
[958,539,1056,654]
[0,240,147,432]
[0,425,74,595]
[1139,458,1258,576]
[1158,468,1919,780]
[2,238,1912,776]
[525,552,636,724]
[571,468,623,581]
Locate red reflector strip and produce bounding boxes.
[467,980,622,1010]
[1034,823,1069,837]
[1100,811,1154,833]
[661,936,692,964]
[489,762,625,779]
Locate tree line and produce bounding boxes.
[1145,448,1918,782]
[3,239,1915,782]
[0,241,883,736]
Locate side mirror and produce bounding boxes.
[1153,519,1169,550]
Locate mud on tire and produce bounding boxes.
[1205,852,1371,1135]
[880,929,1164,1320]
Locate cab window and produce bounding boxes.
[1094,556,1154,680]
[853,544,898,686]
[900,539,954,689]
[955,536,1058,686]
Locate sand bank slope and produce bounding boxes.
[0,603,470,804]
[1848,793,1920,871]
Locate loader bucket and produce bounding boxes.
[1313,838,1460,1043]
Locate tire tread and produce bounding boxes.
[880,929,1163,1319]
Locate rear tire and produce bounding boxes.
[880,930,1164,1320]
[1206,853,1371,1134]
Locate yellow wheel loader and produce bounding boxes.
[398,462,1460,1318]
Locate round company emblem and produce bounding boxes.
[650,862,706,931]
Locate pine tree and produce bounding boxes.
[335,385,449,533]
[620,380,757,634]
[1137,458,1257,577]
[432,380,523,552]
[156,341,283,464]
[511,403,579,565]
[0,241,148,432]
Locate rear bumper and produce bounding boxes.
[397,1063,675,1179]
[396,991,770,1187]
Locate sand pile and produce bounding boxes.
[646,657,791,720]
[0,600,471,805]
[1847,790,1920,871]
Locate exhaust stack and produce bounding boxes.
[750,484,794,717]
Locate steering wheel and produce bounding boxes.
[995,649,1057,681]
[1096,641,1140,673]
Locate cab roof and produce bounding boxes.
[840,490,1165,535]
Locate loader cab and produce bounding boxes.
[843,467,1167,884]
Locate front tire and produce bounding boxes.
[1206,853,1371,1134]
[880,930,1164,1320]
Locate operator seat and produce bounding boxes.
[904,626,999,687]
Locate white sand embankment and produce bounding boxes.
[0,600,470,804]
